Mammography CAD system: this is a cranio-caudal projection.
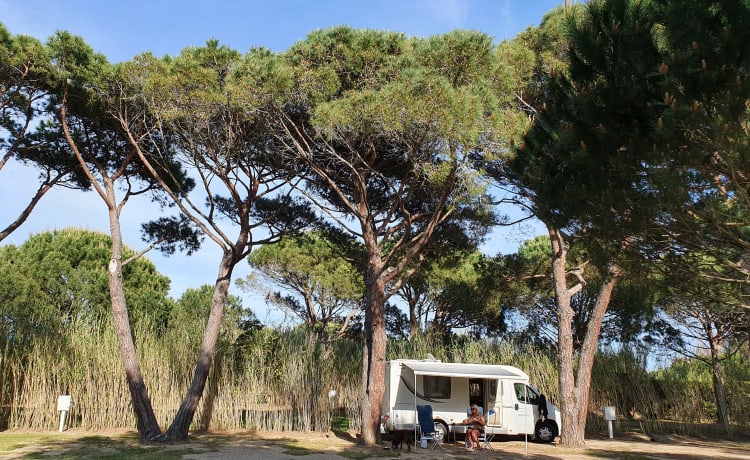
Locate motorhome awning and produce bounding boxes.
[402,361,529,380]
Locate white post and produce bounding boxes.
[603,406,616,439]
[58,410,67,432]
[57,395,72,432]
[414,372,418,447]
[524,384,528,452]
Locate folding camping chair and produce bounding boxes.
[482,409,496,450]
[416,405,442,450]
[465,405,495,450]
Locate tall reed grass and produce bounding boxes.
[2,320,748,438]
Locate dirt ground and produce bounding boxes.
[184,431,749,459]
[2,429,748,459]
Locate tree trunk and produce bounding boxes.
[548,226,619,448]
[708,331,729,433]
[360,271,387,446]
[60,94,161,440]
[409,297,419,339]
[107,198,161,439]
[164,249,236,440]
[574,264,620,432]
[549,226,584,448]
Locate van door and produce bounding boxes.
[499,381,518,433]
[485,379,502,428]
[512,382,540,435]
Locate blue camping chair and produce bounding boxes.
[416,405,442,449]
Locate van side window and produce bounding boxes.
[488,379,498,404]
[513,383,539,405]
[424,376,451,399]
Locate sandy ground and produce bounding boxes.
[1,430,748,459]
[181,431,749,460]
[203,435,750,460]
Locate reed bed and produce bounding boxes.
[1,316,748,438]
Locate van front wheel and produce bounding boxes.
[534,421,556,443]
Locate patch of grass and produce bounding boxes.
[0,433,65,452]
[0,432,205,460]
[331,416,350,431]
[24,446,197,460]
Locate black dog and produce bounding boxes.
[391,430,414,451]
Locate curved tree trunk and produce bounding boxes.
[550,226,584,448]
[164,249,236,440]
[59,91,162,440]
[107,193,161,439]
[573,264,619,436]
[549,226,620,448]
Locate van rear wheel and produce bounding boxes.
[534,421,556,443]
[434,421,449,443]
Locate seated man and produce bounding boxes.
[462,404,485,450]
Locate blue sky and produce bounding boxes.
[3,1,564,60]
[1,0,558,323]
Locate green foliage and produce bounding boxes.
[0,25,94,241]
[396,249,506,339]
[487,235,671,352]
[1,228,173,329]
[647,0,750,289]
[286,26,404,103]
[501,5,570,108]
[651,353,750,427]
[514,0,665,255]
[171,285,249,338]
[513,0,750,275]
[245,231,363,330]
[46,30,109,88]
[590,349,660,419]
[0,23,52,127]
[0,245,60,356]
[292,28,505,154]
[277,30,506,360]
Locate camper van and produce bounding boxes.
[381,358,561,443]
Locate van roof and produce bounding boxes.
[397,360,529,380]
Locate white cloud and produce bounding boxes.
[417,0,470,29]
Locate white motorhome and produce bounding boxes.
[381,358,561,443]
